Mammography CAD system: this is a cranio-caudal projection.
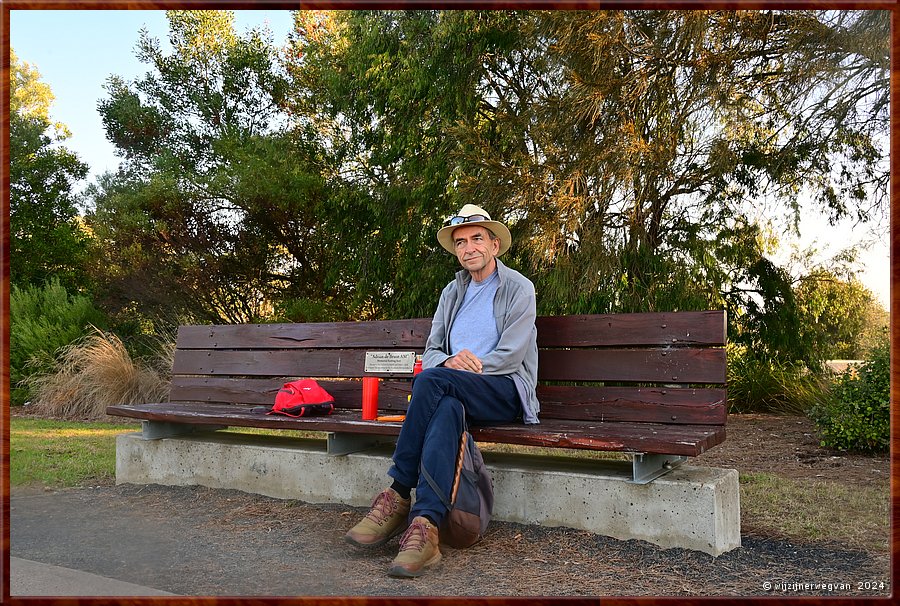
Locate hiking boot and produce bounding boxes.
[387,516,442,578]
[344,487,411,548]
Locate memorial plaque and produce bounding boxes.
[364,351,417,374]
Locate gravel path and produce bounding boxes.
[10,482,891,597]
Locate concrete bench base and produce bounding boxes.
[116,431,741,556]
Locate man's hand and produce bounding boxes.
[444,349,483,373]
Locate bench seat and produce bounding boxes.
[108,401,725,457]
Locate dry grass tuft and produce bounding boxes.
[25,328,173,420]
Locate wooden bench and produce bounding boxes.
[107,310,727,484]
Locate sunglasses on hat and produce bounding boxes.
[446,214,489,226]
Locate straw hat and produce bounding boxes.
[436,204,512,256]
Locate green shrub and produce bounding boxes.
[727,344,830,414]
[10,279,108,405]
[809,332,890,453]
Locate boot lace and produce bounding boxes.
[398,519,429,552]
[366,490,399,527]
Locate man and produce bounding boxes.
[345,204,539,578]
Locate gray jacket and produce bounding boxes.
[422,258,540,423]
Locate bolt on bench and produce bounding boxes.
[107,311,727,484]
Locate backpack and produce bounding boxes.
[420,429,494,548]
[267,379,335,417]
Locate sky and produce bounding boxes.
[10,9,296,180]
[9,9,891,309]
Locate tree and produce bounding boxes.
[88,8,887,345]
[854,297,889,357]
[9,48,91,290]
[447,10,887,357]
[790,248,884,362]
[89,11,340,324]
[285,10,526,318]
[285,10,887,338]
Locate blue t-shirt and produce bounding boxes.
[449,270,500,358]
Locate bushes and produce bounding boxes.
[23,328,173,420]
[727,345,830,415]
[10,279,108,404]
[727,338,889,455]
[11,278,174,416]
[809,332,890,453]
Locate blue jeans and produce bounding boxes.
[387,367,520,526]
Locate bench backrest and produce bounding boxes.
[170,311,727,426]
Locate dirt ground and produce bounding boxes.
[9,413,893,597]
[694,413,890,487]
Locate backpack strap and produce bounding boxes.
[419,420,470,510]
[420,459,453,510]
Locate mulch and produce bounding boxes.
[9,413,893,597]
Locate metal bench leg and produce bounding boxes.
[141,421,227,440]
[327,432,396,456]
[630,453,687,484]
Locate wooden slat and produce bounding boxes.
[471,419,726,456]
[169,378,724,424]
[107,403,406,435]
[169,376,411,412]
[175,312,725,350]
[536,385,726,425]
[173,349,393,378]
[535,311,725,347]
[174,347,725,383]
[177,319,432,350]
[105,403,725,455]
[538,348,726,384]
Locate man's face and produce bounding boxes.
[452,225,500,278]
